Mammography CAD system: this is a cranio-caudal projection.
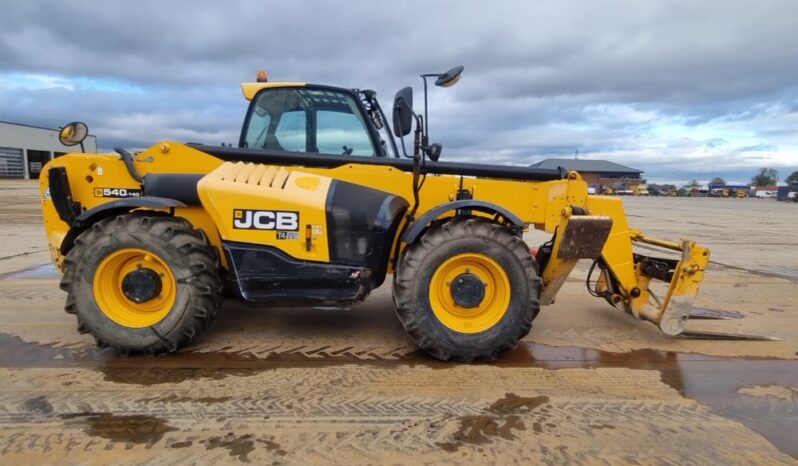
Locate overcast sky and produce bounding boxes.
[1,0,797,184]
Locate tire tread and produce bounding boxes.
[60,212,222,354]
[393,217,541,362]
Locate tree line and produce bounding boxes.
[708,168,798,187]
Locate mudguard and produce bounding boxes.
[401,199,525,244]
[74,197,186,227]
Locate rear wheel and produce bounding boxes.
[60,213,222,353]
[393,217,541,361]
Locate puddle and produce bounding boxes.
[689,307,745,319]
[765,266,798,281]
[61,412,177,446]
[0,250,47,263]
[738,385,798,402]
[711,260,798,283]
[201,433,258,462]
[0,263,58,281]
[100,367,256,385]
[437,393,551,452]
[503,343,798,458]
[23,395,54,414]
[1,330,795,457]
[0,332,116,367]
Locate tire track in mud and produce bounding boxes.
[190,343,416,361]
[0,330,796,461]
[0,388,794,465]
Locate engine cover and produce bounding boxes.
[197,162,408,302]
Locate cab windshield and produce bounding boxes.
[242,87,376,157]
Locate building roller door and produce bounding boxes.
[0,147,24,178]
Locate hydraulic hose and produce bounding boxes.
[114,147,143,183]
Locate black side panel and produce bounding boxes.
[190,145,563,181]
[142,173,204,205]
[48,167,82,226]
[224,242,374,303]
[325,180,408,285]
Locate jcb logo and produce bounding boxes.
[233,209,299,231]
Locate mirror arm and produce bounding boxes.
[413,114,424,161]
[419,74,440,157]
[407,113,426,225]
[422,76,430,149]
[395,114,412,159]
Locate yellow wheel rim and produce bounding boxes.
[93,248,176,328]
[429,253,511,333]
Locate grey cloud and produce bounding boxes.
[1,0,797,183]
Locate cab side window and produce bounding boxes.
[274,110,306,152]
[243,111,272,149]
[317,110,374,156]
[242,88,375,157]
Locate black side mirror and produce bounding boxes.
[427,143,442,162]
[392,86,413,137]
[58,122,88,147]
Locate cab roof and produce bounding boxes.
[240,82,365,101]
[241,82,306,100]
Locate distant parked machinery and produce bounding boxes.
[708,185,750,199]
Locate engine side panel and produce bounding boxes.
[197,162,333,262]
[197,161,408,302]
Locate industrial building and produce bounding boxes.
[0,121,97,179]
[528,158,643,192]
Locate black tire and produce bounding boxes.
[60,213,223,354]
[393,217,541,362]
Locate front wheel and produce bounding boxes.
[393,217,541,361]
[60,213,223,354]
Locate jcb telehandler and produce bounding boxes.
[39,67,742,361]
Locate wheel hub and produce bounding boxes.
[94,248,176,328]
[428,252,511,334]
[121,268,163,303]
[450,273,485,308]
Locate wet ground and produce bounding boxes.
[0,180,796,464]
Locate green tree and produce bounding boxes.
[750,168,778,186]
[710,177,726,186]
[685,179,700,187]
[786,170,798,187]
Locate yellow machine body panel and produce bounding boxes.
[38,143,226,269]
[39,152,154,268]
[297,164,546,222]
[197,162,332,262]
